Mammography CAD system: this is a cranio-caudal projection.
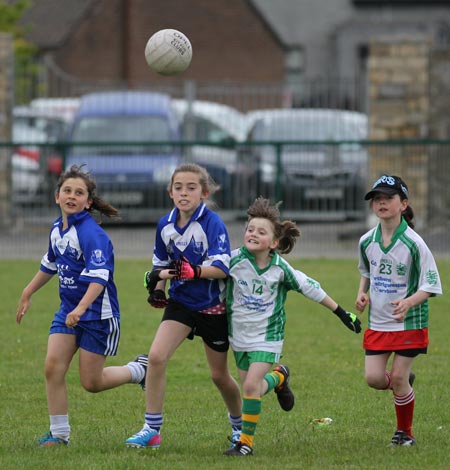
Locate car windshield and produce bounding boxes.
[12,122,48,143]
[72,116,172,142]
[252,114,366,141]
[13,116,67,143]
[71,116,174,155]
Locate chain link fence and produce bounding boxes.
[1,140,449,260]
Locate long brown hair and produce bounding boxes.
[56,165,120,219]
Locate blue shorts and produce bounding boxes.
[49,316,120,356]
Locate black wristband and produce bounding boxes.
[333,305,346,317]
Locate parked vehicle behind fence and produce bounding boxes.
[172,99,253,210]
[244,108,369,221]
[66,91,182,223]
[12,106,70,205]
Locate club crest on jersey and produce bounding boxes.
[192,239,204,255]
[426,269,439,286]
[91,249,106,266]
[396,263,407,276]
[306,278,321,289]
[60,241,79,259]
[218,233,228,252]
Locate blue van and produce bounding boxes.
[66,91,181,222]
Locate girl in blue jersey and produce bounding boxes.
[126,163,242,450]
[223,197,361,457]
[355,175,442,447]
[16,165,147,447]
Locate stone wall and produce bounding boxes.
[367,35,431,227]
[0,33,14,228]
[428,48,450,226]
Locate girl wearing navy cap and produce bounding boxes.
[355,175,442,446]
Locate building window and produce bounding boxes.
[285,47,304,85]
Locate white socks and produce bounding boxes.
[126,361,145,384]
[50,414,70,440]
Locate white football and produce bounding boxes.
[145,29,192,76]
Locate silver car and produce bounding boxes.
[245,108,369,220]
[173,99,252,210]
[11,106,69,204]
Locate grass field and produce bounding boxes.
[1,258,448,470]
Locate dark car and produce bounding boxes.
[66,91,182,223]
[244,108,369,221]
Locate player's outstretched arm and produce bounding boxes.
[16,271,54,324]
[320,295,362,334]
[332,305,362,333]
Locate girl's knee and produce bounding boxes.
[80,377,103,393]
[210,369,229,387]
[365,372,386,389]
[44,357,66,381]
[390,370,409,390]
[148,351,169,369]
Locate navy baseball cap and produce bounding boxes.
[364,175,409,200]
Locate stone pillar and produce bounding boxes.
[0,33,14,228]
[367,35,430,228]
[428,48,450,227]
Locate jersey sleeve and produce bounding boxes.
[357,232,372,279]
[40,229,57,275]
[204,215,231,275]
[78,227,114,286]
[417,243,442,296]
[152,218,172,268]
[282,260,327,303]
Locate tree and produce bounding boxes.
[0,0,38,103]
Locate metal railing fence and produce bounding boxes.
[1,139,449,258]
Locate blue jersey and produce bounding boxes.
[152,203,230,311]
[40,211,120,322]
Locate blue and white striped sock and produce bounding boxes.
[145,412,163,433]
[125,361,145,383]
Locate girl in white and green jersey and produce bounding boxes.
[223,197,361,457]
[356,174,442,447]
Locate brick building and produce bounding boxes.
[19,0,285,86]
[18,0,450,112]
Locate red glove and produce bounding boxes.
[174,255,202,280]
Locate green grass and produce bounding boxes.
[1,259,449,470]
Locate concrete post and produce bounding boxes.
[0,33,14,228]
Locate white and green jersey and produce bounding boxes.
[358,218,442,332]
[226,246,327,353]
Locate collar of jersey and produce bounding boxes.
[374,217,408,252]
[168,202,207,224]
[59,210,90,228]
[241,246,279,268]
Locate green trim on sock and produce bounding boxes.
[263,371,281,394]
